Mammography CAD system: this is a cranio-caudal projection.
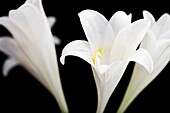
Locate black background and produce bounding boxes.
[0,0,169,113]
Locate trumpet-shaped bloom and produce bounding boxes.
[60,10,153,113]
[117,11,170,113]
[0,0,68,112]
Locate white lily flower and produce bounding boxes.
[60,10,153,113]
[117,11,170,113]
[0,0,68,112]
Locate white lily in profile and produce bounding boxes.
[0,0,68,112]
[117,11,170,113]
[60,10,153,113]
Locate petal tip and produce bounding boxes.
[143,10,149,14]
[2,59,19,77]
[48,16,57,28]
[53,36,61,45]
[48,16,57,22]
[2,65,9,77]
[78,9,96,17]
[60,56,65,65]
[2,71,8,77]
[78,10,86,17]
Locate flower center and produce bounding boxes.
[92,48,103,64]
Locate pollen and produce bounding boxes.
[92,48,103,64]
[92,55,96,64]
[98,48,103,56]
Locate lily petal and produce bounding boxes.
[129,48,153,73]
[117,46,169,113]
[141,30,170,62]
[152,13,170,38]
[140,30,157,58]
[0,17,23,40]
[9,4,46,44]
[8,3,60,78]
[7,5,57,87]
[0,37,24,60]
[116,48,154,113]
[143,10,156,27]
[109,11,131,36]
[60,40,93,66]
[48,16,56,28]
[47,16,61,45]
[93,60,129,113]
[111,19,150,60]
[156,38,170,59]
[158,30,170,40]
[3,58,19,77]
[117,11,170,113]
[108,48,153,113]
[0,1,68,112]
[151,45,170,79]
[53,36,61,45]
[78,10,114,54]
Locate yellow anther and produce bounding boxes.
[98,48,103,54]
[92,48,103,64]
[92,55,96,64]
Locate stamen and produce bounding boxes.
[92,55,96,64]
[92,48,103,64]
[97,48,103,58]
[98,48,103,54]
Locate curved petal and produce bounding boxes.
[111,19,150,61]
[48,16,56,28]
[129,48,153,73]
[143,10,156,27]
[140,30,157,58]
[109,11,131,36]
[152,13,170,38]
[60,40,93,66]
[78,10,115,54]
[2,58,19,77]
